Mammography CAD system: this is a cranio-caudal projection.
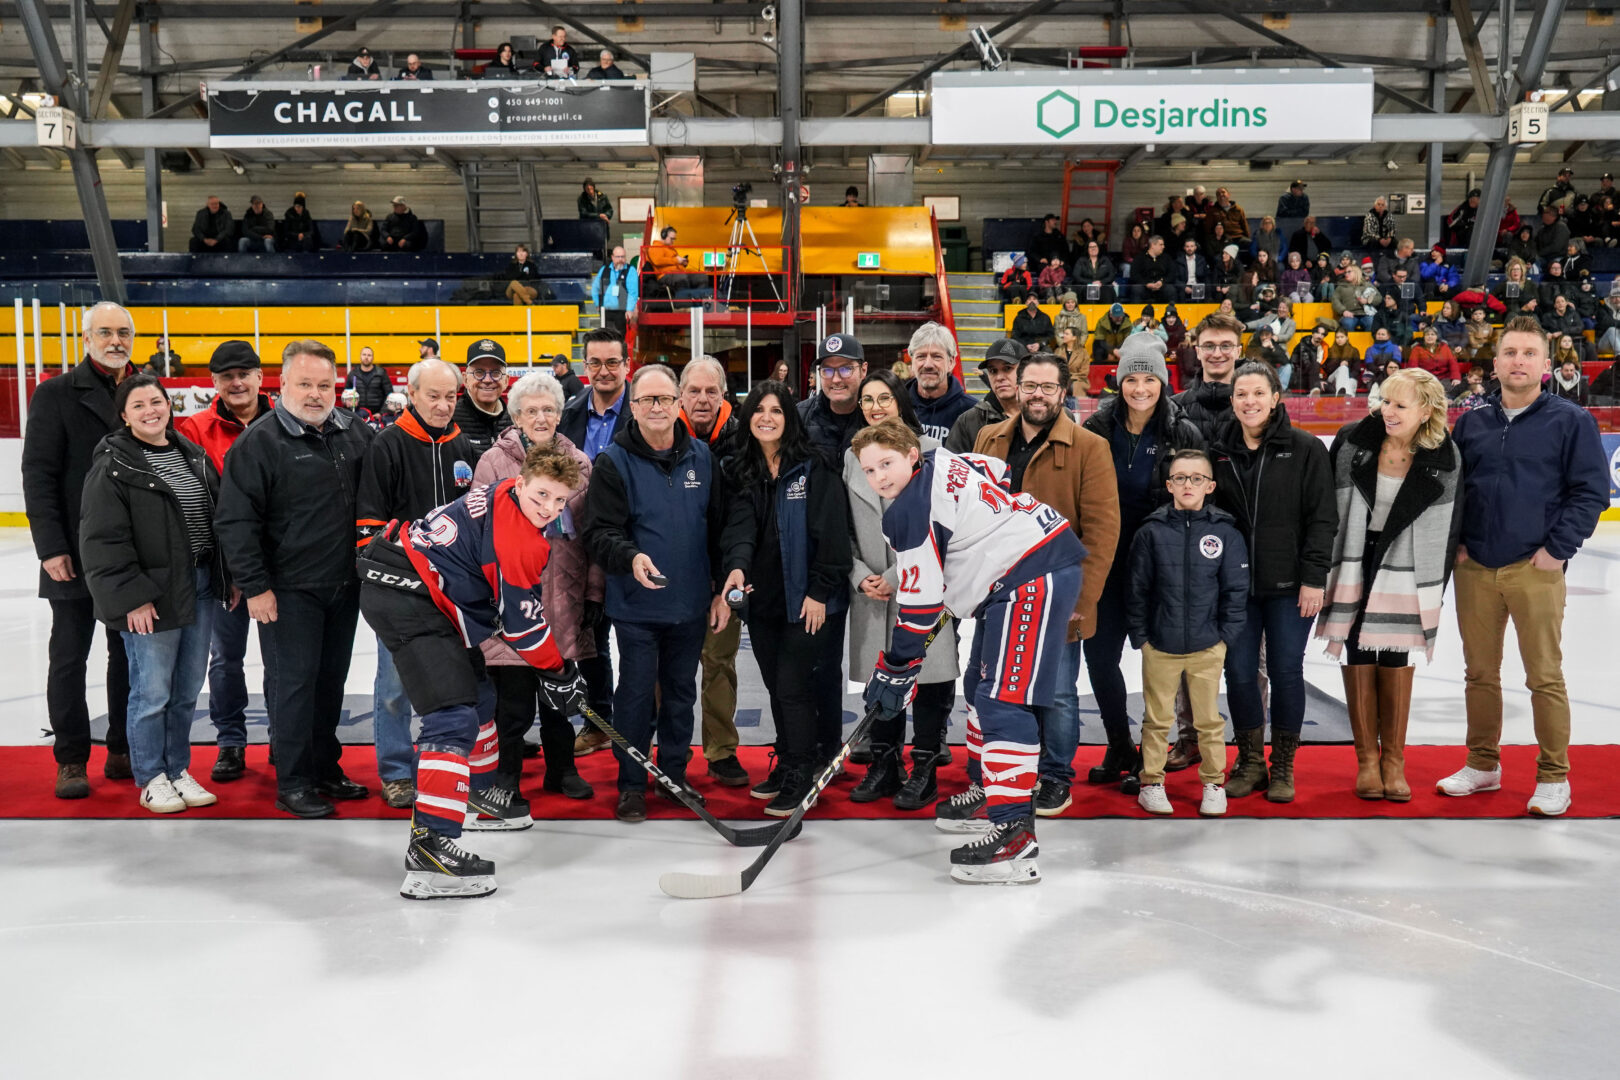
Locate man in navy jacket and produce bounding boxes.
[1439,317,1607,817]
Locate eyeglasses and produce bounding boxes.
[1197,342,1239,355]
[467,368,507,382]
[585,358,625,372]
[1019,381,1064,396]
[1168,475,1213,487]
[515,404,559,420]
[859,393,895,408]
[91,327,135,341]
[633,394,676,409]
[819,363,859,378]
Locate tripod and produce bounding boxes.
[720,207,784,311]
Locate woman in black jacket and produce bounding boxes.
[79,373,230,815]
[505,243,543,305]
[1080,342,1204,792]
[1210,362,1338,803]
[281,191,320,252]
[720,380,853,817]
[1070,239,1116,303]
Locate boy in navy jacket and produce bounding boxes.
[1127,448,1250,817]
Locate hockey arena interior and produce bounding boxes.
[3,1,1620,1076]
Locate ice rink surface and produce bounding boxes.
[3,528,1618,1078]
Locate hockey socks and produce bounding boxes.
[469,720,499,792]
[414,749,471,837]
[981,739,1039,823]
[964,704,983,785]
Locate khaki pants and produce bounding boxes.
[700,616,742,761]
[1454,557,1571,782]
[506,280,538,305]
[1141,642,1228,786]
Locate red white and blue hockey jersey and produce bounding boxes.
[881,448,1085,665]
[395,478,564,672]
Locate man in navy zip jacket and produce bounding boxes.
[583,363,729,823]
[1439,317,1607,817]
[906,322,976,441]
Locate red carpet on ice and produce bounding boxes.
[2,744,1616,820]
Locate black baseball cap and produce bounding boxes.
[417,337,439,351]
[466,338,507,366]
[816,333,864,363]
[208,340,260,373]
[1290,179,1307,188]
[981,338,1022,368]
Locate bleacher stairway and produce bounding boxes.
[462,161,542,254]
[948,271,1002,393]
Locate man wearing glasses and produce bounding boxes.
[453,339,514,457]
[797,333,867,455]
[972,352,1119,815]
[559,328,634,754]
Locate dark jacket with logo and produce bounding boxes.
[907,377,976,443]
[797,393,865,456]
[584,421,724,626]
[21,358,134,599]
[452,393,513,459]
[79,429,228,629]
[216,403,374,595]
[721,455,851,623]
[1126,503,1250,655]
[355,407,477,545]
[1210,408,1338,594]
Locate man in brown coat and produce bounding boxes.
[974,352,1120,814]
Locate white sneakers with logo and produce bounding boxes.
[1435,765,1502,797]
[170,770,218,808]
[1137,783,1173,816]
[1527,781,1572,817]
[1199,783,1227,817]
[140,773,186,814]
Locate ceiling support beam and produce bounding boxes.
[89,0,135,118]
[1451,0,1499,114]
[1424,6,1448,246]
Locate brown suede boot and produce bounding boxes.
[1341,665,1383,799]
[55,763,90,799]
[1224,728,1270,798]
[1266,733,1300,803]
[1376,665,1415,802]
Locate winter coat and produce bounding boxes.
[78,429,228,629]
[452,393,513,459]
[1452,390,1608,567]
[346,365,391,413]
[1408,344,1460,383]
[1053,300,1088,346]
[1376,251,1420,284]
[1434,316,1469,351]
[354,407,478,544]
[907,377,976,443]
[797,393,865,456]
[945,390,1008,454]
[1082,393,1206,537]
[1037,264,1068,292]
[1361,208,1396,246]
[281,206,320,249]
[1133,251,1176,290]
[21,359,135,599]
[1323,344,1362,387]
[473,428,602,663]
[1286,339,1324,393]
[720,455,852,624]
[175,393,273,474]
[381,209,426,248]
[1541,305,1585,342]
[1126,504,1250,655]
[1288,227,1332,262]
[1210,407,1339,594]
[1010,307,1055,350]
[973,411,1121,639]
[1070,256,1115,292]
[1092,314,1133,357]
[1420,259,1460,292]
[1365,339,1403,371]
[578,190,613,221]
[240,206,275,241]
[1171,377,1233,441]
[999,266,1033,295]
[1279,265,1313,300]
[843,438,960,682]
[191,203,235,245]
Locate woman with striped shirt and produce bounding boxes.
[80,373,231,814]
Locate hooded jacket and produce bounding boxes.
[1093,309,1133,356]
[907,376,976,443]
[1126,503,1250,655]
[355,406,477,545]
[191,202,234,245]
[1210,406,1338,594]
[1053,295,1088,344]
[175,392,273,474]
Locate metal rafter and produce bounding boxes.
[89,0,136,119]
[1452,0,1499,114]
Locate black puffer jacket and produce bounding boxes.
[1171,377,1233,440]
[1210,407,1338,594]
[1125,503,1250,655]
[78,429,228,628]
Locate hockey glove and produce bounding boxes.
[863,653,923,718]
[537,660,588,718]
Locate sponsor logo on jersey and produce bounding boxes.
[1200,534,1223,559]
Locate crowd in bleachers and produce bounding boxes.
[332,30,632,82]
[188,191,430,254]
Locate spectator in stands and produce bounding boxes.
[1186,185,1212,235]
[1550,352,1589,404]
[1289,216,1332,262]
[1073,219,1103,256]
[1121,222,1147,268]
[236,195,276,253]
[1276,179,1309,220]
[341,200,377,252]
[1408,326,1461,391]
[505,243,543,305]
[1539,258,1576,310]
[1376,237,1419,284]
[1132,305,1168,345]
[1037,256,1068,301]
[1534,206,1572,267]
[1591,171,1616,206]
[585,49,627,80]
[1323,328,1361,395]
[1132,234,1175,304]
[1362,197,1397,253]
[1253,247,1279,286]
[78,371,226,815]
[1435,300,1468,351]
[999,255,1033,304]
[1202,220,1232,267]
[418,338,440,360]
[1503,222,1537,269]
[906,322,974,442]
[1496,198,1523,252]
[579,179,613,226]
[345,347,390,413]
[1542,290,1584,340]
[354,358,477,809]
[1171,236,1209,300]
[1421,244,1459,300]
[454,339,514,457]
[1598,280,1620,355]
[1092,303,1133,364]
[473,371,598,801]
[1598,193,1620,247]
[1011,295,1055,354]
[1311,251,1337,300]
[553,354,584,401]
[592,245,638,336]
[344,47,381,80]
[1495,257,1540,320]
[1279,250,1312,303]
[395,52,432,80]
[536,25,580,77]
[1207,188,1249,242]
[1056,325,1089,400]
[1071,240,1115,303]
[1365,325,1402,371]
[1454,365,1489,407]
[487,42,519,77]
[1538,167,1577,216]
[1027,214,1070,267]
[1252,216,1282,266]
[646,226,707,301]
[1568,194,1601,248]
[1245,323,1288,372]
[1333,265,1379,332]
[843,186,863,207]
[1446,188,1482,248]
[1052,291,1087,351]
[380,196,426,251]
[145,337,181,377]
[174,342,272,783]
[189,195,234,253]
[1155,195,1188,243]
[1373,288,1414,347]
[1284,323,1326,396]
[281,192,320,253]
[216,340,374,819]
[1462,307,1497,371]
[1564,241,1594,286]
[1234,272,1270,325]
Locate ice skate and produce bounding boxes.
[401,825,497,900]
[933,782,992,833]
[464,784,533,831]
[949,816,1040,885]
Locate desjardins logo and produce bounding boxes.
[1035,90,1269,139]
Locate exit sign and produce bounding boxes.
[703,251,728,269]
[857,252,881,269]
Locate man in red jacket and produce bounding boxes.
[175,341,273,782]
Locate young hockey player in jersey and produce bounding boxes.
[853,418,1084,884]
[358,445,587,899]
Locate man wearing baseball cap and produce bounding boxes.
[453,338,513,457]
[175,341,275,783]
[798,333,867,455]
[417,338,440,360]
[381,196,426,252]
[1276,179,1309,220]
[945,337,1022,453]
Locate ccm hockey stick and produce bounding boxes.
[577,705,800,848]
[659,617,951,899]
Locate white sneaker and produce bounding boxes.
[1527,781,1571,817]
[139,773,186,814]
[1137,783,1173,816]
[170,770,218,808]
[1199,783,1227,817]
[1435,764,1502,797]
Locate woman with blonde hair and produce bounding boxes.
[341,200,378,252]
[1317,367,1464,802]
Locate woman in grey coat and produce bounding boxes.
[842,368,960,810]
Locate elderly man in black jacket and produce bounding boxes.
[189,195,234,253]
[216,340,375,819]
[21,301,136,798]
[381,196,427,251]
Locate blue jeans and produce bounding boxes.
[123,569,216,787]
[1338,314,1372,332]
[611,618,706,791]
[206,599,251,747]
[372,637,416,782]
[1035,639,1083,785]
[1224,593,1313,736]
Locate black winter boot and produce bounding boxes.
[1087,740,1134,784]
[893,750,939,810]
[851,744,907,803]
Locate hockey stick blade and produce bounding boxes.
[658,869,746,900]
[577,705,795,848]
